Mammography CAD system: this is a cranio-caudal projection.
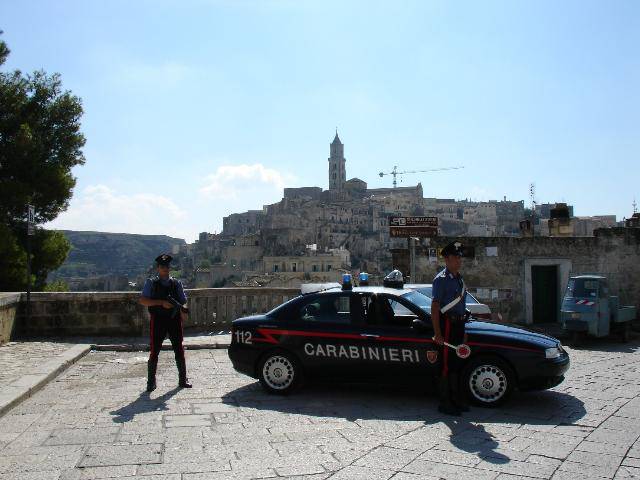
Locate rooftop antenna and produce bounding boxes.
[634,198,638,214]
[529,183,537,236]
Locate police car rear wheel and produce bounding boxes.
[464,357,514,407]
[258,351,301,394]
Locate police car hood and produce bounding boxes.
[467,321,559,348]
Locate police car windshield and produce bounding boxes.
[266,295,303,316]
[401,291,432,311]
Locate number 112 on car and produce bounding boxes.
[234,330,252,344]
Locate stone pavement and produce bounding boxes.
[0,341,90,416]
[0,334,231,417]
[1,342,640,479]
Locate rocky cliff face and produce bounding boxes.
[52,230,186,279]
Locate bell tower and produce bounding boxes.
[328,130,346,191]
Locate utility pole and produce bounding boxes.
[409,237,418,283]
[26,204,35,323]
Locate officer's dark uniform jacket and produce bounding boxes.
[432,267,467,377]
[147,277,183,321]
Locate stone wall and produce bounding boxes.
[0,294,20,345]
[393,228,640,324]
[11,288,300,339]
[16,292,147,337]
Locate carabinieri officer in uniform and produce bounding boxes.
[431,241,468,416]
[139,254,192,392]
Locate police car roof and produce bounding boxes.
[352,286,413,295]
[309,285,413,296]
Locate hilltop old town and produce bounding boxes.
[174,134,630,297]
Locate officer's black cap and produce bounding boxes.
[155,253,173,266]
[442,241,464,257]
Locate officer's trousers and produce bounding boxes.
[439,314,466,377]
[148,314,187,383]
[438,314,466,407]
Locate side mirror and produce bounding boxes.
[412,318,429,332]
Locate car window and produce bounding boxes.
[416,287,433,298]
[401,291,432,311]
[363,294,421,328]
[566,278,599,298]
[389,299,414,316]
[299,294,352,324]
[466,292,480,304]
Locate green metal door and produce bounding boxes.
[532,265,558,323]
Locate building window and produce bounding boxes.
[327,265,332,271]
[292,262,297,272]
[312,264,318,272]
[273,265,279,272]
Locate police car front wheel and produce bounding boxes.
[258,351,302,394]
[463,356,515,407]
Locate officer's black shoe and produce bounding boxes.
[178,380,192,389]
[146,380,156,393]
[438,403,461,416]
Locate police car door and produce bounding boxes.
[288,292,367,379]
[360,293,440,380]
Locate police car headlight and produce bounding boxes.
[545,347,561,359]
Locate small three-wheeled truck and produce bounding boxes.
[560,275,637,343]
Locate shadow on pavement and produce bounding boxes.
[110,387,180,423]
[441,419,510,464]
[223,381,586,424]
[223,382,585,463]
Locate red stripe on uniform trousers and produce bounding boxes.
[442,317,451,377]
[149,313,155,356]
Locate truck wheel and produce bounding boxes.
[462,356,515,407]
[258,350,303,395]
[621,323,631,343]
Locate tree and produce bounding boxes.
[0,32,85,291]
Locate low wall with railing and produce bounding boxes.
[0,294,21,344]
[8,288,300,339]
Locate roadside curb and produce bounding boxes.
[92,342,231,352]
[0,344,91,418]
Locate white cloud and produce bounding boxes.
[200,163,292,200]
[46,164,296,242]
[47,185,190,239]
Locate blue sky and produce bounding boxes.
[2,0,638,242]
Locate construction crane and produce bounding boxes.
[378,165,464,188]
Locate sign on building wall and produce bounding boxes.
[389,216,438,238]
[486,246,498,257]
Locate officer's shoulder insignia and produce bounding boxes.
[426,350,438,364]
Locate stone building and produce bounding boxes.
[392,227,640,325]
